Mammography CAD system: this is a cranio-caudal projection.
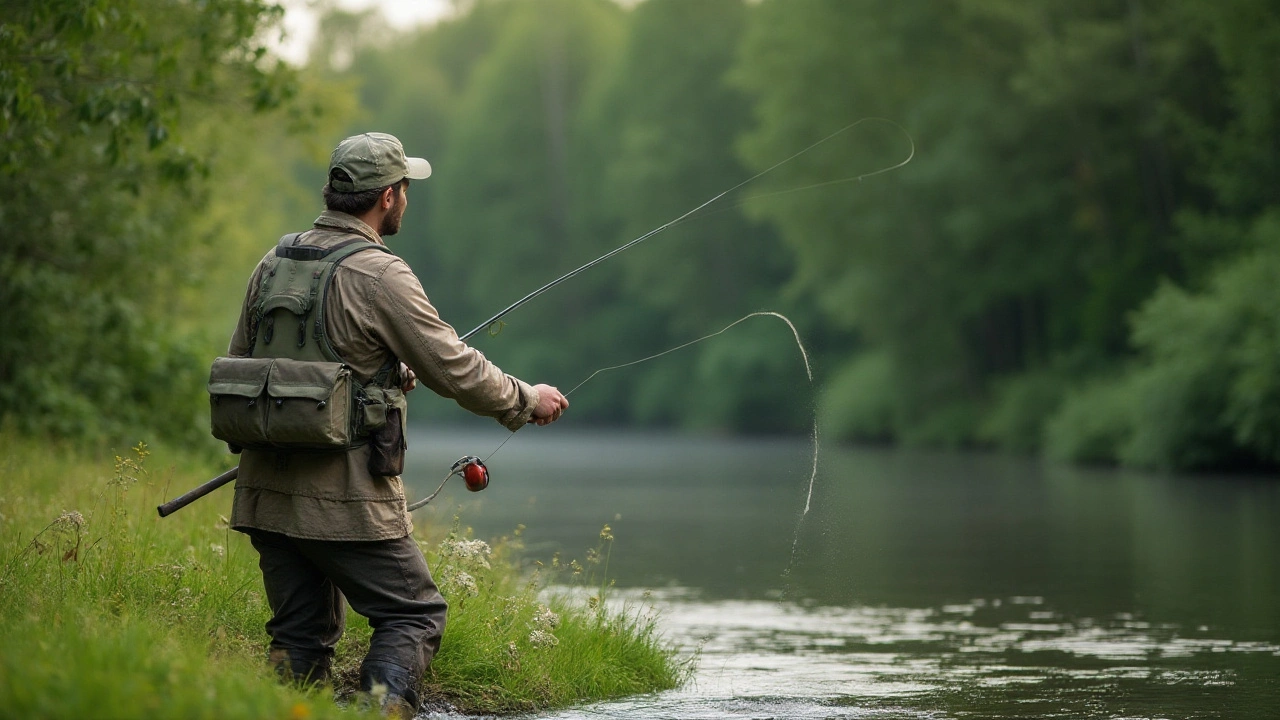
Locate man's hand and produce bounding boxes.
[399,362,417,393]
[531,384,569,426]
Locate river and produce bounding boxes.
[404,426,1280,719]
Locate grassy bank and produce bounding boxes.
[0,432,688,717]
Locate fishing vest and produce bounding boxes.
[207,232,406,455]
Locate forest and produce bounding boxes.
[3,0,1279,471]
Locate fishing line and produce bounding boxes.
[566,311,811,394]
[413,120,914,530]
[410,312,820,530]
[673,122,916,229]
[458,118,915,342]
[665,155,917,232]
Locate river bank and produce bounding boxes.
[0,432,687,718]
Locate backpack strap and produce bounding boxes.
[249,232,393,359]
[275,234,370,261]
[309,237,393,364]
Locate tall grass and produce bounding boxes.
[419,523,690,713]
[0,431,688,717]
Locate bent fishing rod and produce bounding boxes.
[157,119,914,518]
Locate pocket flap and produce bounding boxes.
[260,292,312,317]
[208,357,272,397]
[267,358,347,402]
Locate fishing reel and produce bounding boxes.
[451,455,489,492]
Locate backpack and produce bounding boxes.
[207,232,407,470]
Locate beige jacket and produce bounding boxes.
[228,211,539,541]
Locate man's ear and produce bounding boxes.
[381,185,397,209]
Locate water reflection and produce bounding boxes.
[405,427,1280,718]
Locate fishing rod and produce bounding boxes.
[158,119,913,518]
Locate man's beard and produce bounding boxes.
[379,196,406,236]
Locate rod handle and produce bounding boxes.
[156,466,239,518]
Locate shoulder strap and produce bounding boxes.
[311,237,393,365]
[274,232,388,262]
[250,233,393,359]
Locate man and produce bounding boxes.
[225,132,569,717]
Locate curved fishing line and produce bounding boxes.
[459,118,911,342]
[413,120,913,511]
[566,311,811,395]
[412,312,820,526]
[407,469,458,511]
[563,310,820,519]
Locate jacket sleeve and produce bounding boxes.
[227,255,271,358]
[370,258,540,431]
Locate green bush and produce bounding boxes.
[1046,213,1280,470]
[819,351,898,444]
[978,369,1069,454]
[1043,375,1136,465]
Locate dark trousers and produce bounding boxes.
[246,529,448,701]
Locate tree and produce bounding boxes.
[580,0,805,431]
[0,0,310,443]
[733,0,1242,449]
[424,0,627,398]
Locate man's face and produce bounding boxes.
[379,183,408,236]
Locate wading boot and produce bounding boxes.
[268,648,331,687]
[358,659,419,720]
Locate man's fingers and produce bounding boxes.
[399,362,417,392]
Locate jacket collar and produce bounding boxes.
[313,210,385,246]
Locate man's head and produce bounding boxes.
[322,132,431,236]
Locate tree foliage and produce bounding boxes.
[8,0,1280,470]
[0,0,316,444]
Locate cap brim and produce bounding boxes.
[406,157,432,180]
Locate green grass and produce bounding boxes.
[0,431,689,717]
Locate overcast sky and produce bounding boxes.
[275,0,454,64]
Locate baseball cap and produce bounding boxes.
[327,132,432,192]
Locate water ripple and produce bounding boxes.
[523,588,1280,720]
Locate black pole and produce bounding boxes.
[157,466,238,518]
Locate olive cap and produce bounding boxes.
[327,132,431,192]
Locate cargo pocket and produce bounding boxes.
[265,358,353,448]
[209,357,272,449]
[368,388,407,477]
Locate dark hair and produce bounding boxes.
[321,168,408,215]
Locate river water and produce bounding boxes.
[404,426,1280,719]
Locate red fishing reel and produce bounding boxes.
[451,455,489,492]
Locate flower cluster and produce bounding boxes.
[53,510,86,532]
[526,603,560,647]
[436,537,492,598]
[443,570,479,597]
[438,538,492,570]
[527,629,559,647]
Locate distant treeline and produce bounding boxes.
[3,0,1278,472]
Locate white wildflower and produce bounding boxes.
[532,605,559,631]
[528,629,559,648]
[438,538,492,569]
[442,571,478,597]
